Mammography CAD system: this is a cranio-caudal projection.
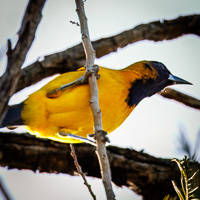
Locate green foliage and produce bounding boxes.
[172,158,200,200]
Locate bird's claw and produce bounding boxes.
[83,64,100,81]
[46,65,100,98]
[88,130,110,143]
[58,132,96,145]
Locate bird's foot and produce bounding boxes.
[46,65,100,98]
[88,130,110,143]
[58,131,96,146]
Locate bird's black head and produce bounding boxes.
[126,61,191,107]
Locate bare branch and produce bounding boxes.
[75,0,115,199]
[70,144,96,200]
[0,176,12,200]
[0,0,46,124]
[159,88,200,110]
[1,132,200,199]
[15,14,200,92]
[75,0,95,68]
[8,14,200,110]
[69,20,80,26]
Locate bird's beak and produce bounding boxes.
[168,74,192,85]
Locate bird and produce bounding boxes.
[1,61,191,143]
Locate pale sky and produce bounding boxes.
[0,0,200,199]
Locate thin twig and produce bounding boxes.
[69,20,80,26]
[70,144,96,200]
[0,176,12,200]
[75,0,116,199]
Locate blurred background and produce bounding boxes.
[0,0,200,199]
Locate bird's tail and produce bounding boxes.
[1,103,24,128]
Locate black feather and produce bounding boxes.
[1,103,24,127]
[126,61,171,107]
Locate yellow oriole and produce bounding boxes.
[1,61,191,143]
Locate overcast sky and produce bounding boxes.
[0,0,200,199]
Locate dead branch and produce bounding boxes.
[15,14,200,92]
[0,132,200,200]
[7,14,200,111]
[70,144,96,200]
[0,176,12,200]
[0,0,46,124]
[75,0,115,199]
[160,88,200,110]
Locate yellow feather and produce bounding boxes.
[21,62,158,143]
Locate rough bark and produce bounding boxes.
[16,14,200,92]
[8,14,200,111]
[0,132,199,200]
[0,0,46,124]
[0,9,200,200]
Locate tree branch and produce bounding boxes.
[0,132,199,200]
[8,14,200,110]
[15,14,200,92]
[75,0,115,199]
[0,0,46,124]
[70,144,96,200]
[0,176,12,200]
[160,88,200,110]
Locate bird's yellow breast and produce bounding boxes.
[21,67,138,143]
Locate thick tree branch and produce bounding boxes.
[0,133,200,200]
[15,14,200,92]
[0,0,46,124]
[9,14,200,110]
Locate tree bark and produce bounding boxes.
[16,14,200,92]
[1,10,200,200]
[0,0,46,124]
[7,14,200,111]
[75,0,115,199]
[160,88,200,110]
[0,132,199,199]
